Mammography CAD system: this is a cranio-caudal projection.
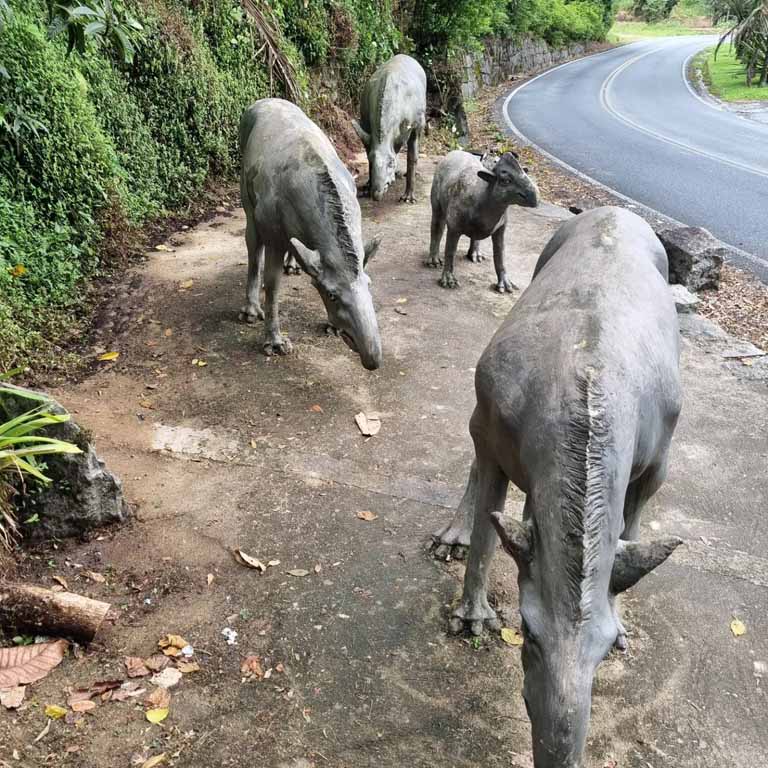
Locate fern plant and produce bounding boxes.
[0,387,82,549]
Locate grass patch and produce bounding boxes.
[697,45,768,102]
[609,19,720,40]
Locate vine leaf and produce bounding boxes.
[0,639,68,688]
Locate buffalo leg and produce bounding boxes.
[240,217,265,323]
[466,239,483,263]
[400,130,419,203]
[450,453,508,636]
[492,224,517,293]
[438,229,461,289]
[426,209,446,269]
[283,252,301,275]
[612,456,670,650]
[262,246,292,356]
[432,459,478,560]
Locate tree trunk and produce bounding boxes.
[0,583,111,643]
[760,50,768,87]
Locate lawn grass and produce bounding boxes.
[697,45,768,102]
[609,19,721,41]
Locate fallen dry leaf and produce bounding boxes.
[268,559,280,567]
[144,655,169,672]
[176,661,200,674]
[146,707,169,724]
[44,704,67,719]
[163,328,173,337]
[142,754,168,768]
[151,667,182,689]
[112,682,147,702]
[97,351,120,362]
[356,510,378,522]
[232,549,266,572]
[70,699,96,714]
[125,656,151,678]
[731,618,747,637]
[287,569,310,577]
[83,570,106,584]
[155,244,173,252]
[0,640,68,688]
[501,628,524,647]
[158,635,188,657]
[310,404,323,413]
[240,656,263,680]
[52,575,69,590]
[179,279,194,289]
[0,686,26,709]
[354,411,381,437]
[145,686,171,709]
[33,718,51,744]
[206,573,214,586]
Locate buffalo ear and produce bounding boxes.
[611,537,683,594]
[363,235,381,268]
[477,169,496,184]
[352,119,371,150]
[289,238,322,279]
[491,512,532,568]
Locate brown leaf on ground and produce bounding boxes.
[240,655,263,680]
[356,510,378,522]
[145,686,171,709]
[144,655,170,672]
[232,549,267,571]
[67,679,121,707]
[176,661,200,674]
[83,570,106,584]
[0,640,68,688]
[0,686,26,709]
[52,575,69,590]
[158,635,187,657]
[112,681,147,702]
[287,568,309,577]
[151,667,182,689]
[125,656,151,678]
[70,699,97,713]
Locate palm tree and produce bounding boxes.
[715,0,768,86]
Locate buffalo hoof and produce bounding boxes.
[324,323,340,337]
[495,276,518,293]
[449,611,502,637]
[466,250,484,263]
[357,185,370,198]
[424,256,443,269]
[439,272,460,289]
[283,263,301,276]
[399,193,416,204]
[263,336,293,356]
[431,541,468,561]
[240,305,264,323]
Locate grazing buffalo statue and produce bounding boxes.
[444,207,683,767]
[353,54,427,203]
[239,98,382,370]
[426,150,538,291]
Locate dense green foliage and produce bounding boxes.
[715,0,768,87]
[0,0,272,369]
[0,0,614,373]
[631,0,679,21]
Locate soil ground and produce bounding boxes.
[1,156,767,768]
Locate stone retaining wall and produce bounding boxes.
[461,37,588,100]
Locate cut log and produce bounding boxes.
[0,583,111,643]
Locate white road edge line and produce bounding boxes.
[600,46,768,181]
[501,44,767,272]
[681,45,724,113]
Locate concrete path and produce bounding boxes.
[3,158,766,767]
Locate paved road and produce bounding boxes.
[504,37,768,281]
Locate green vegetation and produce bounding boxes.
[714,0,768,87]
[697,43,768,98]
[1,0,615,375]
[610,0,722,37]
[0,386,81,548]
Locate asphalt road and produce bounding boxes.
[504,37,768,282]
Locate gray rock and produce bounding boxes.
[669,283,700,313]
[0,385,129,539]
[658,226,725,291]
